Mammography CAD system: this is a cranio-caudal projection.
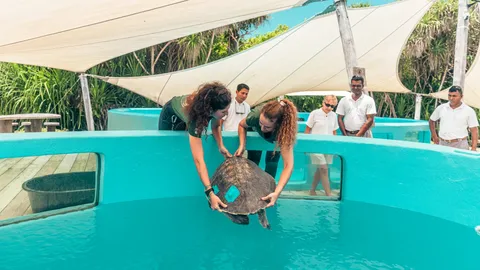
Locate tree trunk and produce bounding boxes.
[133,52,150,75]
[434,64,450,108]
[205,32,216,64]
[153,41,172,74]
[151,46,155,74]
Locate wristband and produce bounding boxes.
[204,187,214,198]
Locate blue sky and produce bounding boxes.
[251,0,397,36]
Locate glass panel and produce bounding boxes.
[245,149,343,201]
[0,153,99,226]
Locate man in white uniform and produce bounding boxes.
[429,85,478,151]
[304,95,339,196]
[219,83,251,132]
[336,75,377,137]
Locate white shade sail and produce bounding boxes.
[430,44,480,109]
[0,0,307,72]
[286,91,350,96]
[95,0,434,106]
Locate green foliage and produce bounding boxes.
[0,63,81,130]
[2,0,480,130]
[349,2,371,8]
[0,17,270,131]
[290,1,480,118]
[0,49,160,130]
[240,25,289,51]
[397,0,480,119]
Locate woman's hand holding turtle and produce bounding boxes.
[234,145,245,157]
[261,192,280,208]
[209,193,227,211]
[219,146,232,158]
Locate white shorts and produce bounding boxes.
[310,154,333,165]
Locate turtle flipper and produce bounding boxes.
[257,209,271,230]
[223,212,249,225]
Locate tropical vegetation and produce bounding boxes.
[289,0,480,120]
[0,0,479,130]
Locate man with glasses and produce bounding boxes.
[429,85,478,151]
[336,75,377,138]
[219,83,251,132]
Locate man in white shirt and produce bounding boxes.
[304,95,339,196]
[429,85,478,151]
[336,75,377,137]
[219,83,251,132]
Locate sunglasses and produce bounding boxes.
[324,103,336,108]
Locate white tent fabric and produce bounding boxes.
[430,44,480,109]
[0,0,306,72]
[95,0,434,106]
[286,91,350,96]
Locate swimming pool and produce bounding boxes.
[0,129,478,269]
[1,196,478,270]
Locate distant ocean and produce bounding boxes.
[250,0,397,37]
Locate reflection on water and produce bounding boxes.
[0,197,478,270]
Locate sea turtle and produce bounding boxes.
[209,156,276,230]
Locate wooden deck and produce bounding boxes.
[0,153,97,222]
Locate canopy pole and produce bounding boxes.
[79,73,95,131]
[334,0,357,79]
[414,94,422,120]
[334,0,369,96]
[452,0,469,89]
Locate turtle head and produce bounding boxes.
[224,213,249,225]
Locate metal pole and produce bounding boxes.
[79,74,95,131]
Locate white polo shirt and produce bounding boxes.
[306,108,339,135]
[336,93,377,131]
[430,102,479,140]
[222,99,251,131]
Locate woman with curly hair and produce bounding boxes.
[158,81,232,211]
[234,99,298,208]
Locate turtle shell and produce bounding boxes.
[210,156,276,215]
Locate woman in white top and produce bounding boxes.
[304,95,339,196]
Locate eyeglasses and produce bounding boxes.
[235,102,246,114]
[324,103,336,108]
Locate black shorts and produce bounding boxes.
[158,100,187,131]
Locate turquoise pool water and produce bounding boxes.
[0,197,478,269]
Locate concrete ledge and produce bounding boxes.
[0,130,479,228]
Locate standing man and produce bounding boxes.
[219,83,251,132]
[336,75,377,137]
[215,83,251,158]
[429,85,478,151]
